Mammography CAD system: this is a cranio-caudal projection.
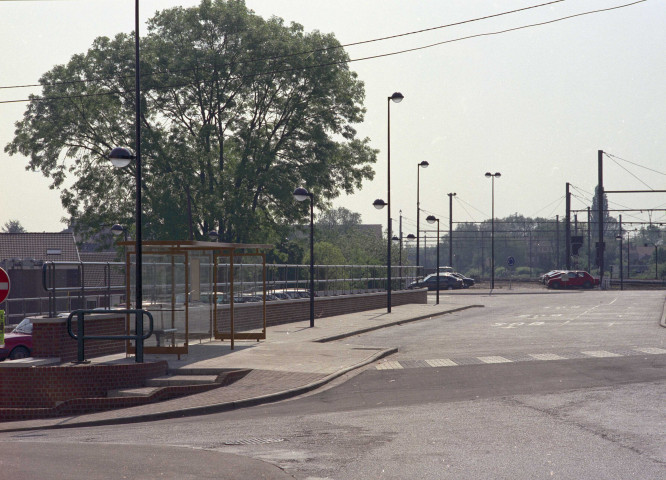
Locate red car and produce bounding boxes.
[0,318,33,360]
[546,271,599,289]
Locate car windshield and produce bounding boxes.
[12,318,33,334]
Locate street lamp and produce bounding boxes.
[208,230,219,242]
[616,231,623,290]
[294,187,315,327]
[375,91,404,314]
[111,224,129,242]
[108,0,143,318]
[485,172,501,290]
[426,215,440,305]
[416,160,429,270]
[448,192,456,267]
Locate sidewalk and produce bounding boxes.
[0,301,481,432]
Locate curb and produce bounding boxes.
[315,305,483,343]
[0,347,398,433]
[660,295,666,328]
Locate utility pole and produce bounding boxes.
[598,150,605,287]
[587,207,591,273]
[618,215,623,290]
[555,215,561,268]
[448,192,456,267]
[566,183,571,270]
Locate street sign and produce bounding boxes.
[0,267,10,304]
[507,256,515,267]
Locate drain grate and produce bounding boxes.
[223,437,285,446]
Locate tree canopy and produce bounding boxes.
[5,0,376,244]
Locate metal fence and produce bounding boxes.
[2,261,422,326]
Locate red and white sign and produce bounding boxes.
[0,267,10,304]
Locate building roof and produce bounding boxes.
[0,233,81,265]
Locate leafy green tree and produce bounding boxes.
[6,0,376,244]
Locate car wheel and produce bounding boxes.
[550,281,561,289]
[583,281,592,289]
[447,285,453,290]
[9,346,31,360]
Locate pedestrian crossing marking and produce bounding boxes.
[529,353,566,361]
[376,361,403,370]
[634,347,666,355]
[582,350,621,358]
[375,347,664,370]
[478,356,512,364]
[425,359,457,367]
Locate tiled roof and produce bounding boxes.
[0,233,80,263]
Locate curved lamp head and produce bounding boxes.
[392,235,400,242]
[406,233,416,240]
[449,192,457,197]
[293,187,311,202]
[110,224,126,237]
[108,147,135,168]
[208,230,219,241]
[485,172,502,178]
[419,161,429,168]
[426,215,437,224]
[373,199,388,210]
[389,92,404,103]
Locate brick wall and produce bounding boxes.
[0,361,167,409]
[216,288,427,332]
[31,314,126,362]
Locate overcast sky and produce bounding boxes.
[1,0,664,236]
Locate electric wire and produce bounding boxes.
[0,0,648,105]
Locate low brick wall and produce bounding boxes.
[217,288,428,332]
[31,314,126,363]
[0,361,167,409]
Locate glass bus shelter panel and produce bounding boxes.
[186,249,216,343]
[127,252,188,354]
[214,253,266,346]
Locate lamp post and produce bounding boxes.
[485,172,501,290]
[416,160,429,271]
[426,215,440,305]
[111,224,129,242]
[208,230,219,242]
[616,232,623,291]
[374,91,403,314]
[447,192,456,267]
[294,187,315,327]
[109,0,143,313]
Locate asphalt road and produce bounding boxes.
[2,290,664,479]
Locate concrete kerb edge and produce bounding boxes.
[0,347,398,433]
[314,304,484,343]
[660,294,666,328]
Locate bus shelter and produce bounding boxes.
[120,240,271,356]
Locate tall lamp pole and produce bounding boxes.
[447,192,456,266]
[485,172,501,289]
[416,160,429,271]
[373,91,403,314]
[426,215,440,305]
[109,0,143,314]
[294,187,315,327]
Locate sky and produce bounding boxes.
[1,0,665,237]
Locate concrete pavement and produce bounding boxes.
[0,300,482,432]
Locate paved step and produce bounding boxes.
[146,374,219,387]
[107,387,161,398]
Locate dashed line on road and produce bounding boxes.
[376,348,665,370]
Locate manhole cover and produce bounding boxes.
[224,437,285,445]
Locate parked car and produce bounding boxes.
[408,273,464,290]
[546,271,599,289]
[539,270,564,284]
[0,317,33,361]
[451,272,475,288]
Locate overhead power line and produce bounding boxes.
[0,0,648,105]
[0,0,565,92]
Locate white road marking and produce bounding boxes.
[634,347,666,355]
[478,356,512,364]
[582,350,621,358]
[425,359,458,367]
[377,361,403,370]
[529,353,566,361]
